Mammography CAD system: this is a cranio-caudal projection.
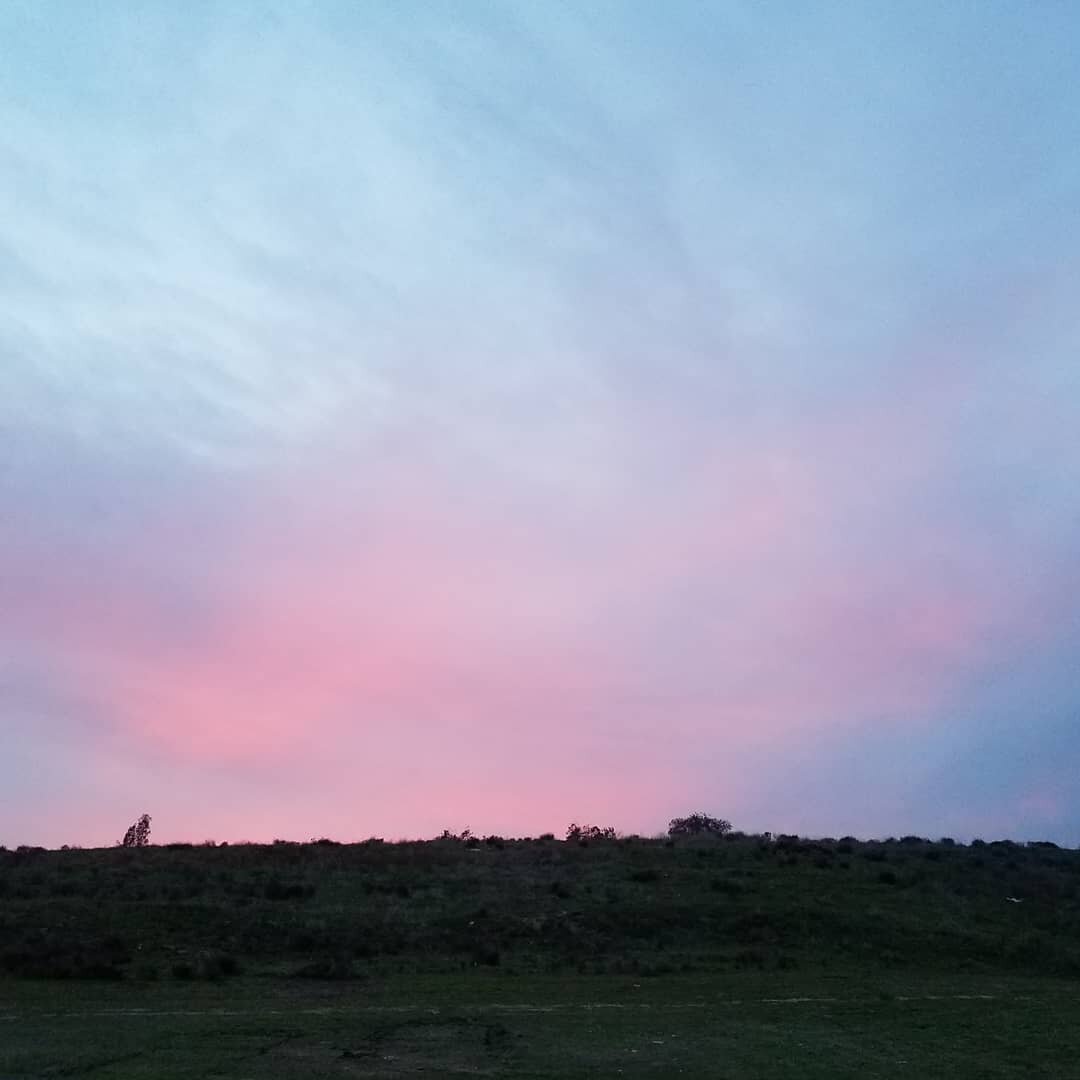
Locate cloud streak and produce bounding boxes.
[2,1,1079,845]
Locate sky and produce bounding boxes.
[2,1,1079,848]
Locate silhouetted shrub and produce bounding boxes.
[566,823,618,841]
[471,943,501,966]
[196,951,232,980]
[217,953,241,976]
[439,828,474,842]
[0,928,129,980]
[668,813,732,838]
[264,878,311,901]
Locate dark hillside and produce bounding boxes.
[3,834,1079,982]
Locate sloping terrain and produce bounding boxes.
[2,833,1077,981]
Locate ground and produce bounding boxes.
[4,971,1080,1078]
[4,835,1080,1075]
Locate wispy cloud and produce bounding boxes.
[2,1,1079,845]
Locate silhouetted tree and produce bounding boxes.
[668,812,731,838]
[566,823,618,841]
[439,827,474,842]
[121,814,152,848]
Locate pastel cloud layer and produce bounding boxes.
[2,2,1079,846]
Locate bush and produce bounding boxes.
[439,828,474,842]
[668,813,732,838]
[566,823,618,841]
[217,953,241,976]
[195,952,226,980]
[471,943,501,967]
[265,878,310,901]
[0,929,129,980]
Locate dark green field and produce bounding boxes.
[3,832,1080,1076]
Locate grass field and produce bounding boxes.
[4,972,1080,1078]
[3,832,1080,1075]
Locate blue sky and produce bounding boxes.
[2,2,1079,846]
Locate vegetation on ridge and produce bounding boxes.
[2,827,1078,984]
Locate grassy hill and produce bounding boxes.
[4,831,1079,983]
